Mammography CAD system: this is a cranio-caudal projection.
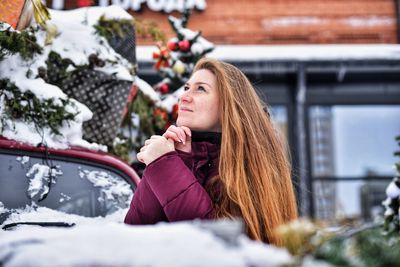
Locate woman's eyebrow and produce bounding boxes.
[185,82,211,88]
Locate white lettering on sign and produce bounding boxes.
[52,0,64,9]
[112,0,131,10]
[51,0,207,13]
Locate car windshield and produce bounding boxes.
[0,151,134,224]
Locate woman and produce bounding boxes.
[124,58,298,245]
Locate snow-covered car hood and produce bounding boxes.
[0,208,293,267]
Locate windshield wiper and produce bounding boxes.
[2,221,75,230]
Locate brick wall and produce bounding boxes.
[52,0,398,45]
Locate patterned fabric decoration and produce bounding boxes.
[108,23,137,65]
[62,69,132,147]
[0,0,27,29]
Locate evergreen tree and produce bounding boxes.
[152,8,214,95]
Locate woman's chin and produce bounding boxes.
[176,119,191,128]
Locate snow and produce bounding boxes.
[14,73,68,100]
[386,181,400,199]
[0,22,13,31]
[49,5,133,26]
[132,76,184,113]
[136,44,400,62]
[79,169,132,205]
[382,197,395,217]
[1,205,126,226]
[59,193,71,203]
[1,116,107,151]
[167,16,214,55]
[0,202,8,214]
[16,156,30,165]
[43,8,134,81]
[0,216,293,267]
[26,163,63,200]
[135,75,159,101]
[160,86,184,112]
[0,6,137,151]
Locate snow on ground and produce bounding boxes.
[0,6,140,151]
[0,211,293,267]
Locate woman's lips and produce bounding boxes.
[180,107,193,112]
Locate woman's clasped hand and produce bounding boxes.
[137,125,192,165]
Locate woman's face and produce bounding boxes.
[176,69,221,132]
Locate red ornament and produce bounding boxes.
[77,0,93,7]
[153,108,168,121]
[159,83,169,94]
[167,40,178,51]
[178,40,190,52]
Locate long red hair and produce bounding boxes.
[194,58,298,245]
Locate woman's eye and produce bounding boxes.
[197,86,206,92]
[183,86,190,91]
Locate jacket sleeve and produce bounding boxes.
[124,173,167,225]
[142,151,215,222]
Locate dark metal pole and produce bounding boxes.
[295,65,312,217]
[396,0,400,43]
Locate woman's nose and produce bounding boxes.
[180,91,193,103]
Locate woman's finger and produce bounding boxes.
[140,146,146,152]
[166,125,178,132]
[175,127,187,143]
[136,152,145,163]
[163,130,181,142]
[166,125,186,143]
[180,126,192,138]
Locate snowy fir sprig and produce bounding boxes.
[0,79,77,136]
[0,22,42,61]
[382,135,400,232]
[94,15,135,41]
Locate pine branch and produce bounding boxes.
[130,19,166,43]
[181,9,191,28]
[0,79,77,136]
[0,23,42,60]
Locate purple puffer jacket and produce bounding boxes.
[124,137,220,225]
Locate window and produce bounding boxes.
[309,105,400,220]
[270,105,288,138]
[0,151,134,224]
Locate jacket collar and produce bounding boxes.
[181,131,221,161]
[191,131,221,145]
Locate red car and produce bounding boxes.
[0,136,140,227]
